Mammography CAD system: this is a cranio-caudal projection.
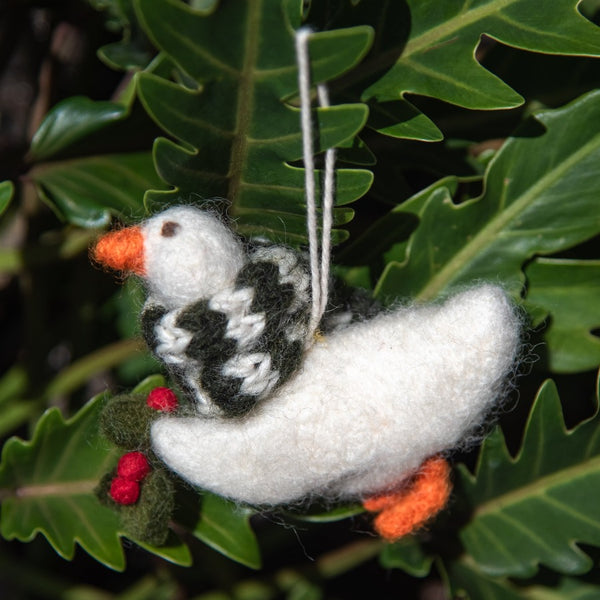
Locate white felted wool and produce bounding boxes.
[142,206,246,308]
[93,205,314,417]
[150,284,521,505]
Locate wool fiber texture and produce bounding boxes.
[143,207,246,307]
[96,469,174,546]
[129,207,312,417]
[100,393,156,450]
[141,241,312,417]
[363,456,451,540]
[117,451,151,481]
[151,284,521,505]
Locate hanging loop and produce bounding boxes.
[295,27,336,346]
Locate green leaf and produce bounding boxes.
[458,375,600,577]
[379,537,433,578]
[0,382,192,570]
[131,373,167,395]
[192,492,261,570]
[446,559,523,600]
[285,502,364,523]
[0,181,14,216]
[376,90,600,302]
[339,175,458,268]
[525,258,600,373]
[99,42,154,71]
[0,367,27,408]
[135,0,373,243]
[363,0,600,113]
[367,100,443,142]
[522,577,600,600]
[29,97,129,162]
[97,0,154,71]
[447,560,600,600]
[135,532,192,567]
[0,395,125,569]
[31,152,164,227]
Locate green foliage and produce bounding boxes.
[33,152,163,227]
[375,90,600,302]
[2,0,600,597]
[27,95,165,227]
[0,373,262,571]
[0,393,126,569]
[135,0,373,243]
[525,259,600,373]
[94,0,155,70]
[29,97,130,161]
[0,380,192,570]
[190,493,261,570]
[379,537,433,578]
[363,0,600,111]
[458,377,600,577]
[447,561,600,600]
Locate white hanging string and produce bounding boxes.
[295,27,336,345]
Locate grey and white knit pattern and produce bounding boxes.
[141,243,312,417]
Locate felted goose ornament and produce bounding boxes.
[94,205,521,540]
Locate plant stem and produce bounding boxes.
[45,338,145,400]
[1,479,99,500]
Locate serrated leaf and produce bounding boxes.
[134,0,373,243]
[458,375,600,577]
[0,181,14,216]
[368,100,443,142]
[363,0,600,115]
[523,577,600,600]
[446,560,523,600]
[0,384,192,570]
[376,90,600,302]
[31,152,164,227]
[525,258,600,373]
[339,175,459,267]
[135,531,192,567]
[192,493,261,570]
[0,396,125,569]
[99,42,154,71]
[96,0,154,70]
[447,560,600,600]
[29,97,129,161]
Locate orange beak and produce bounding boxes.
[93,226,146,276]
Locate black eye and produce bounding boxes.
[161,221,180,237]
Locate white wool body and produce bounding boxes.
[142,206,246,309]
[151,284,520,505]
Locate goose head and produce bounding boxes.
[93,206,245,308]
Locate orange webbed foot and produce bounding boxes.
[363,455,451,541]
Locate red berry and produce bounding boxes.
[110,477,140,505]
[117,451,150,482]
[146,387,178,412]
